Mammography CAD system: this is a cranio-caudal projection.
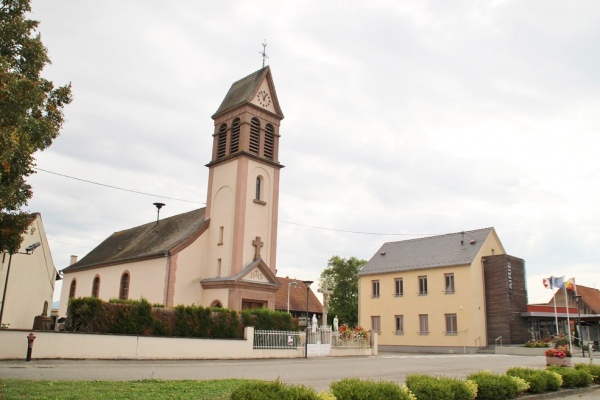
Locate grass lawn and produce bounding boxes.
[0,379,254,400]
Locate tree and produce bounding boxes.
[0,0,72,253]
[320,255,366,326]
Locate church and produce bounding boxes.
[58,67,288,316]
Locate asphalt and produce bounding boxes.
[1,353,599,398]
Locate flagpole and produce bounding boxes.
[552,288,559,335]
[564,287,572,351]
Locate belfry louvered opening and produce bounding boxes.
[230,118,240,154]
[217,123,227,159]
[264,124,274,160]
[249,117,260,155]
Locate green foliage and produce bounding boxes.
[240,308,294,331]
[547,366,592,388]
[466,371,527,400]
[0,0,72,253]
[229,379,319,400]
[1,378,250,400]
[66,298,290,339]
[320,256,366,326]
[575,363,600,384]
[405,374,476,400]
[506,367,561,393]
[67,297,103,332]
[330,378,415,400]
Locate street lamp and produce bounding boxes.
[0,242,41,327]
[574,295,584,357]
[287,281,297,314]
[303,280,313,359]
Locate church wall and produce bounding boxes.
[207,159,238,277]
[171,234,209,307]
[58,257,168,317]
[244,160,274,268]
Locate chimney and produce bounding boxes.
[70,255,78,265]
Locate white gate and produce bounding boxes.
[307,326,332,357]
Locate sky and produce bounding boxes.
[25,1,599,305]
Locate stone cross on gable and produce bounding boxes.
[252,236,264,260]
[318,281,333,327]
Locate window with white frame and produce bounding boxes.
[445,313,458,334]
[395,278,403,296]
[419,314,429,334]
[372,280,380,298]
[445,273,455,294]
[371,316,381,333]
[395,315,404,334]
[419,275,428,295]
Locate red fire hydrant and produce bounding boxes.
[26,332,36,361]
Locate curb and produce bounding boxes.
[522,385,600,399]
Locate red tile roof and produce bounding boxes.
[275,277,323,314]
[549,284,600,314]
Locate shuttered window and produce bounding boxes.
[249,118,260,155]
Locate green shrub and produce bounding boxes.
[506,367,561,393]
[330,378,414,400]
[229,380,319,400]
[466,371,528,400]
[544,370,563,391]
[547,366,592,388]
[241,308,294,331]
[575,363,600,384]
[67,297,103,332]
[405,374,475,400]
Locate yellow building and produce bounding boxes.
[358,227,528,353]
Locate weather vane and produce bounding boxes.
[260,40,269,68]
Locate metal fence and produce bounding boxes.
[253,330,302,349]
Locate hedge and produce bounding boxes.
[67,297,294,339]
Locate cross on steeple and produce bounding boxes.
[259,40,269,68]
[252,236,264,260]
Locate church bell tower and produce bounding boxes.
[202,66,284,310]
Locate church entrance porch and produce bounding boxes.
[242,300,266,309]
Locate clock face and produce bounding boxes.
[257,90,272,108]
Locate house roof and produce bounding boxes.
[63,208,207,272]
[358,227,497,276]
[275,276,323,314]
[212,66,283,119]
[550,285,600,314]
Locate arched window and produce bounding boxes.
[210,300,223,308]
[91,275,100,297]
[230,118,240,153]
[249,118,260,155]
[119,272,130,300]
[264,123,274,160]
[69,279,77,298]
[217,123,227,159]
[255,176,263,201]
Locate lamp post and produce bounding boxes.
[574,295,584,357]
[0,242,41,328]
[287,281,297,314]
[303,280,313,359]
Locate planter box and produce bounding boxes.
[546,356,572,367]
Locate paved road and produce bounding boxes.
[2,353,599,398]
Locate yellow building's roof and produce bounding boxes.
[358,227,495,276]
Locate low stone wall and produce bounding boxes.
[0,327,299,360]
[494,346,547,356]
[0,328,374,360]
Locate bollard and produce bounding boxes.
[26,332,36,361]
[589,343,594,363]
